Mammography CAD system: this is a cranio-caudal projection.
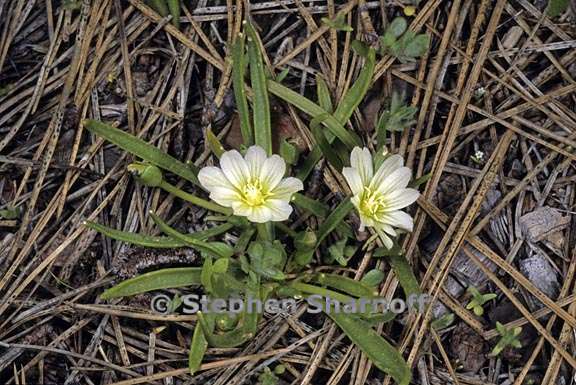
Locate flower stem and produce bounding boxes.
[159,181,232,215]
[256,223,273,241]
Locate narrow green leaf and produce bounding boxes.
[328,312,411,385]
[146,0,169,16]
[316,198,353,245]
[206,128,225,158]
[333,48,376,125]
[231,34,253,146]
[150,212,234,259]
[166,0,180,28]
[100,267,202,299]
[361,269,385,287]
[311,115,344,170]
[84,120,200,186]
[189,323,208,375]
[85,221,233,248]
[268,80,361,149]
[245,22,272,155]
[315,273,377,298]
[292,193,329,217]
[316,75,333,113]
[547,0,569,16]
[373,246,421,299]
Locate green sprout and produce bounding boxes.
[466,286,497,316]
[375,91,417,147]
[380,17,430,62]
[492,322,522,356]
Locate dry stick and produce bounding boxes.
[0,2,90,300]
[431,329,462,385]
[482,294,576,339]
[127,0,224,70]
[419,201,576,371]
[406,0,462,167]
[108,330,323,385]
[273,0,358,68]
[410,130,515,366]
[512,250,576,385]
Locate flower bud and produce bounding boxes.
[127,162,163,187]
[294,231,317,251]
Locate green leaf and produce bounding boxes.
[279,139,299,165]
[361,269,385,287]
[431,313,455,330]
[85,221,186,248]
[245,22,272,155]
[316,75,333,113]
[213,258,229,273]
[0,206,20,220]
[327,312,411,385]
[166,0,180,28]
[311,115,344,171]
[315,273,377,298]
[150,212,234,258]
[268,80,361,149]
[146,0,169,16]
[328,238,350,266]
[189,323,208,375]
[351,40,370,57]
[201,257,214,293]
[100,267,202,299]
[547,0,569,16]
[321,14,353,32]
[374,246,421,299]
[316,198,354,245]
[247,241,286,280]
[292,193,329,217]
[333,48,376,125]
[409,173,431,188]
[84,120,200,186]
[403,34,430,58]
[85,221,232,248]
[205,128,225,158]
[388,17,408,38]
[231,34,253,146]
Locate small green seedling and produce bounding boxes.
[492,322,522,356]
[466,286,496,316]
[380,17,430,62]
[431,313,455,330]
[321,14,353,32]
[375,91,417,145]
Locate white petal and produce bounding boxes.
[376,167,412,195]
[342,167,363,195]
[385,188,420,210]
[370,154,404,191]
[260,154,286,190]
[264,199,293,221]
[220,150,250,186]
[198,167,235,190]
[350,147,373,185]
[381,210,414,231]
[378,232,394,249]
[378,223,397,236]
[231,201,253,217]
[247,206,273,223]
[245,146,267,177]
[270,177,303,200]
[208,186,240,207]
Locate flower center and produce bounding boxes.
[241,179,267,206]
[359,187,387,219]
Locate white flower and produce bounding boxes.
[198,146,303,223]
[342,147,419,248]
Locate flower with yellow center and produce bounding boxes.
[198,146,303,223]
[342,147,419,248]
